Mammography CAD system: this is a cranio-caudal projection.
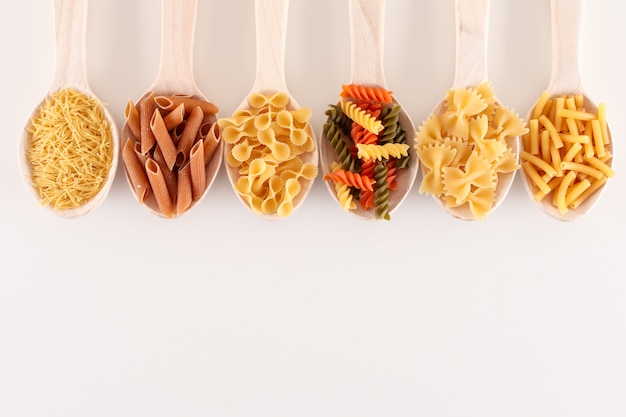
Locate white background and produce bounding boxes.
[1,0,625,416]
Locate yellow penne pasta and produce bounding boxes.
[551,146,563,177]
[598,102,610,144]
[532,91,551,119]
[560,134,590,144]
[557,108,596,121]
[189,140,206,201]
[538,115,564,149]
[560,162,604,179]
[591,119,606,158]
[583,156,615,178]
[521,151,557,177]
[523,162,551,195]
[145,158,174,218]
[540,130,551,162]
[556,171,577,214]
[570,176,608,209]
[562,143,583,163]
[122,138,150,203]
[554,97,565,131]
[529,119,539,155]
[565,179,591,207]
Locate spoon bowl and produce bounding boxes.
[417,0,525,221]
[520,0,612,221]
[121,0,222,218]
[318,0,418,221]
[19,0,119,218]
[220,0,318,220]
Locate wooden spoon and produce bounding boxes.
[422,0,520,221]
[18,0,119,218]
[223,0,318,219]
[121,0,222,218]
[520,0,612,221]
[318,0,419,221]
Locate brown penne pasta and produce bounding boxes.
[154,95,219,115]
[145,158,174,218]
[153,146,178,201]
[150,109,178,170]
[176,106,204,166]
[176,162,193,215]
[125,100,141,139]
[139,92,157,154]
[203,123,220,165]
[122,138,150,203]
[163,102,185,131]
[189,140,206,201]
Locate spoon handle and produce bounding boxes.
[154,0,198,92]
[452,0,489,89]
[252,0,289,93]
[51,0,89,92]
[348,0,386,87]
[548,0,585,95]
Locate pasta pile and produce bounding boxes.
[521,92,614,215]
[416,82,527,220]
[323,83,410,220]
[122,93,220,218]
[26,88,113,210]
[218,91,318,217]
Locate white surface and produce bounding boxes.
[1,1,625,416]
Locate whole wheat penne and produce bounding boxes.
[133,141,149,167]
[163,102,186,131]
[203,123,220,165]
[150,109,178,170]
[153,146,178,201]
[125,100,141,139]
[176,106,204,166]
[122,138,150,203]
[154,95,219,115]
[145,158,174,218]
[139,92,157,154]
[176,162,193,215]
[189,140,206,201]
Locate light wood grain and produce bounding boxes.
[18,0,119,219]
[318,0,419,221]
[121,0,223,219]
[520,0,612,221]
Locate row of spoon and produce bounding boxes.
[19,0,612,222]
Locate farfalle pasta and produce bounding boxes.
[322,84,411,220]
[415,82,528,220]
[218,91,318,218]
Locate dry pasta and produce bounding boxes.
[521,92,613,215]
[322,84,412,220]
[26,88,114,210]
[217,92,318,218]
[122,93,219,218]
[415,82,527,220]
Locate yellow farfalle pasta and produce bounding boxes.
[218,92,318,217]
[415,82,527,220]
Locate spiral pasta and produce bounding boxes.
[340,84,394,103]
[323,83,412,220]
